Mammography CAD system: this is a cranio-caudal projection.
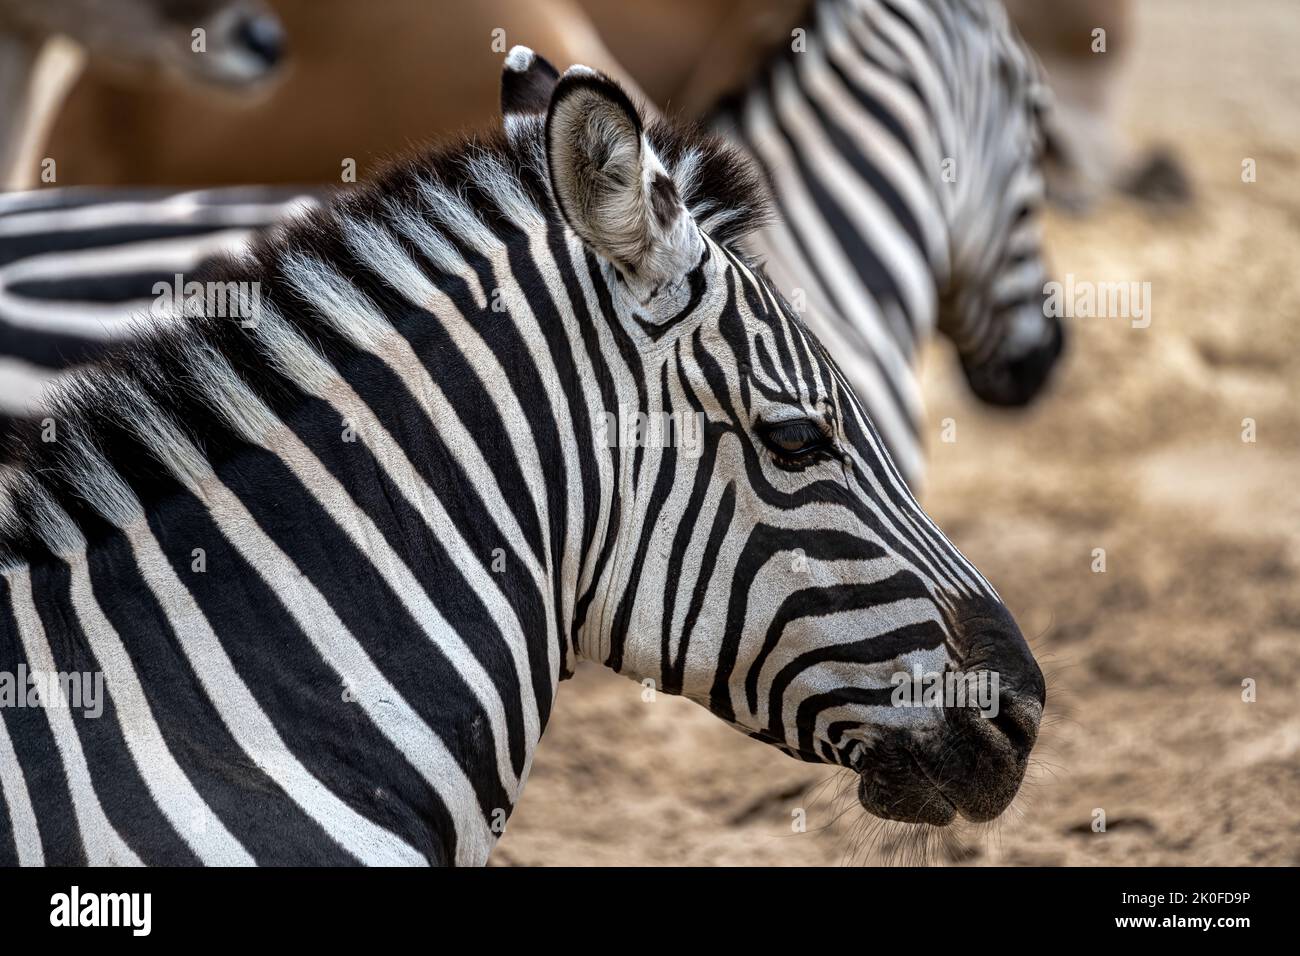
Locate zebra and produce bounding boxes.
[0,0,1061,493]
[713,0,1066,483]
[0,48,1045,865]
[0,186,321,417]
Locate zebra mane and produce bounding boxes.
[0,116,769,569]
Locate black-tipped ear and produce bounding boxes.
[501,46,561,124]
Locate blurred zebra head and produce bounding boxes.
[938,0,1064,408]
[515,50,1045,827]
[0,0,284,87]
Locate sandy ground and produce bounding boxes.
[493,0,1300,866]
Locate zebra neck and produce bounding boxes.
[714,0,969,340]
[0,243,594,864]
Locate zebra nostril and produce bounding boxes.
[235,15,285,67]
[962,312,1065,407]
[933,677,1043,822]
[989,691,1041,758]
[949,599,1046,758]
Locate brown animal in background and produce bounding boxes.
[37,0,800,187]
[41,0,658,187]
[33,0,1188,207]
[0,0,284,188]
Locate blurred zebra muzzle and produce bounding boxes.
[962,308,1066,407]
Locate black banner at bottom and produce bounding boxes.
[0,866,1283,941]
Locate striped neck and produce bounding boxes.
[0,140,619,865]
[719,0,1033,331]
[0,113,776,864]
[710,0,1044,483]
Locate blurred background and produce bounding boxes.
[503,0,1300,866]
[3,0,1296,864]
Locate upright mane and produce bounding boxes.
[0,115,769,569]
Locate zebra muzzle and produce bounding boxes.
[858,602,1046,826]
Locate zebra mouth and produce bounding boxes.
[960,311,1066,408]
[855,746,959,827]
[855,697,1038,827]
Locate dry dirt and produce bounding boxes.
[494,0,1300,865]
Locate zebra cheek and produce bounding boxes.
[656,516,674,560]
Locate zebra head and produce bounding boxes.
[937,0,1065,408]
[510,50,1045,827]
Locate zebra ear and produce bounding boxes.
[545,66,701,295]
[501,46,560,139]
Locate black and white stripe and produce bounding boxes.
[716,0,1064,484]
[0,51,1043,864]
[0,0,1062,492]
[0,187,320,415]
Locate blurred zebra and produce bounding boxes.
[0,51,1043,865]
[714,0,1066,482]
[0,0,1064,491]
[0,187,318,419]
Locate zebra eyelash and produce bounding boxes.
[756,417,833,463]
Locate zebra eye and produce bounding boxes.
[758,419,830,460]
